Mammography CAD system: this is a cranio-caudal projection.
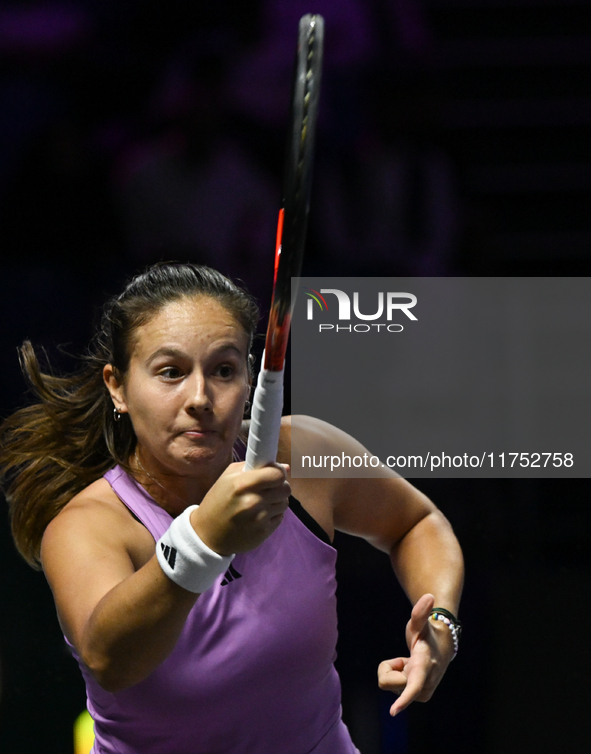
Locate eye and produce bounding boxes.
[158,366,184,380]
[215,363,236,379]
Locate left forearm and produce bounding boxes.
[390,510,464,614]
[380,512,463,715]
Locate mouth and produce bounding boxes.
[181,428,217,438]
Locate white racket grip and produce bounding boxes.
[245,361,284,470]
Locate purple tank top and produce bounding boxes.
[75,465,359,754]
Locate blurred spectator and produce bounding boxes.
[315,68,459,275]
[0,1,91,56]
[115,46,277,295]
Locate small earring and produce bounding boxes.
[113,407,122,422]
[244,400,251,415]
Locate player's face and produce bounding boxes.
[109,295,251,479]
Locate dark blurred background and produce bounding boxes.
[0,1,590,752]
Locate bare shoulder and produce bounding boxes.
[41,477,155,645]
[278,414,356,455]
[246,414,352,457]
[278,415,436,552]
[46,477,133,525]
[41,478,154,594]
[278,413,387,475]
[43,478,150,561]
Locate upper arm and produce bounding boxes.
[281,415,436,553]
[330,475,436,553]
[41,488,144,649]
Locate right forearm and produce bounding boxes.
[78,556,198,692]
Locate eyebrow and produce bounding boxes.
[145,347,186,366]
[145,344,245,366]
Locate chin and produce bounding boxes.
[180,445,229,468]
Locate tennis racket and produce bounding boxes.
[245,13,324,470]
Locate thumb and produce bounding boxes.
[407,593,435,642]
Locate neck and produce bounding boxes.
[131,448,230,517]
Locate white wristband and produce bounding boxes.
[156,505,235,593]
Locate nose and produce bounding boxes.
[185,372,213,413]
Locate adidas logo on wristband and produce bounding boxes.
[156,506,235,593]
[160,543,177,569]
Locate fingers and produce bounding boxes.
[377,657,413,716]
[224,462,291,509]
[377,658,407,694]
[191,460,292,554]
[380,594,439,717]
[242,464,291,511]
[233,461,291,492]
[389,659,429,717]
[378,654,431,717]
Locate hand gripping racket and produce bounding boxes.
[245,14,324,470]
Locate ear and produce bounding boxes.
[103,364,129,415]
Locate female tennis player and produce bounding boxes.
[0,262,463,754]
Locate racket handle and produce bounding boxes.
[245,357,284,470]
